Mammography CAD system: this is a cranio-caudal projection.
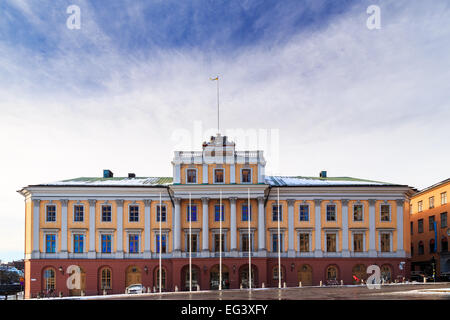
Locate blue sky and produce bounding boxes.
[0,0,449,262]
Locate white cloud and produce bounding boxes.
[0,0,449,259]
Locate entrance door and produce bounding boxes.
[352,264,366,284]
[298,265,313,286]
[126,266,142,287]
[184,267,199,290]
[239,266,257,288]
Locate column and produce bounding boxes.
[116,199,124,258]
[173,197,181,256]
[88,199,96,258]
[341,199,350,257]
[32,199,40,259]
[230,164,236,183]
[287,199,295,257]
[257,197,266,256]
[60,199,68,258]
[314,199,323,257]
[174,164,181,184]
[144,199,152,258]
[201,197,209,257]
[368,199,377,257]
[230,197,237,256]
[202,164,208,184]
[396,199,405,256]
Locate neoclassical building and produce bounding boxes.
[19,134,414,298]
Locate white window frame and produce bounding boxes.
[101,204,113,222]
[71,230,86,253]
[379,202,391,222]
[378,231,393,253]
[213,168,225,184]
[240,167,252,184]
[299,203,310,222]
[351,231,366,252]
[45,203,57,223]
[128,203,140,223]
[185,168,198,184]
[127,231,141,253]
[156,204,168,222]
[72,203,85,223]
[43,230,59,254]
[352,202,364,222]
[99,231,114,254]
[154,231,169,254]
[297,231,312,253]
[184,230,200,252]
[270,231,284,253]
[326,204,337,222]
[325,231,339,253]
[239,229,255,252]
[211,230,228,252]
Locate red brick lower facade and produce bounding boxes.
[25,257,411,299]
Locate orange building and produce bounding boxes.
[410,178,450,279]
[19,134,416,298]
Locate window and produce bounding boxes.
[429,196,435,209]
[429,239,436,253]
[418,241,424,255]
[101,234,112,253]
[273,266,284,280]
[418,200,423,212]
[156,234,166,253]
[187,205,197,222]
[380,233,391,252]
[74,205,84,222]
[441,212,447,228]
[44,268,56,290]
[213,233,225,252]
[46,234,56,253]
[381,265,392,282]
[214,205,225,222]
[155,268,166,289]
[242,204,252,221]
[441,237,448,252]
[299,205,309,221]
[299,233,309,252]
[46,205,56,222]
[441,192,447,205]
[102,205,112,222]
[100,268,112,290]
[410,221,414,235]
[326,266,338,281]
[186,234,198,252]
[429,215,435,231]
[411,244,414,256]
[129,234,139,253]
[353,233,364,252]
[326,205,336,221]
[272,205,282,222]
[241,233,253,251]
[272,233,283,252]
[353,204,363,222]
[241,169,251,183]
[73,234,84,253]
[380,205,390,221]
[418,219,424,233]
[129,205,139,222]
[156,205,167,222]
[186,169,197,183]
[214,169,224,183]
[326,233,337,252]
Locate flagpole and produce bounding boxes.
[248,188,252,290]
[277,188,281,289]
[159,192,162,293]
[219,189,222,291]
[216,76,220,134]
[189,192,192,292]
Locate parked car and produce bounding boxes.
[125,284,144,294]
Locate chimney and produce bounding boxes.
[103,170,113,178]
[128,173,136,178]
[320,171,327,178]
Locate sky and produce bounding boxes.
[0,0,449,262]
